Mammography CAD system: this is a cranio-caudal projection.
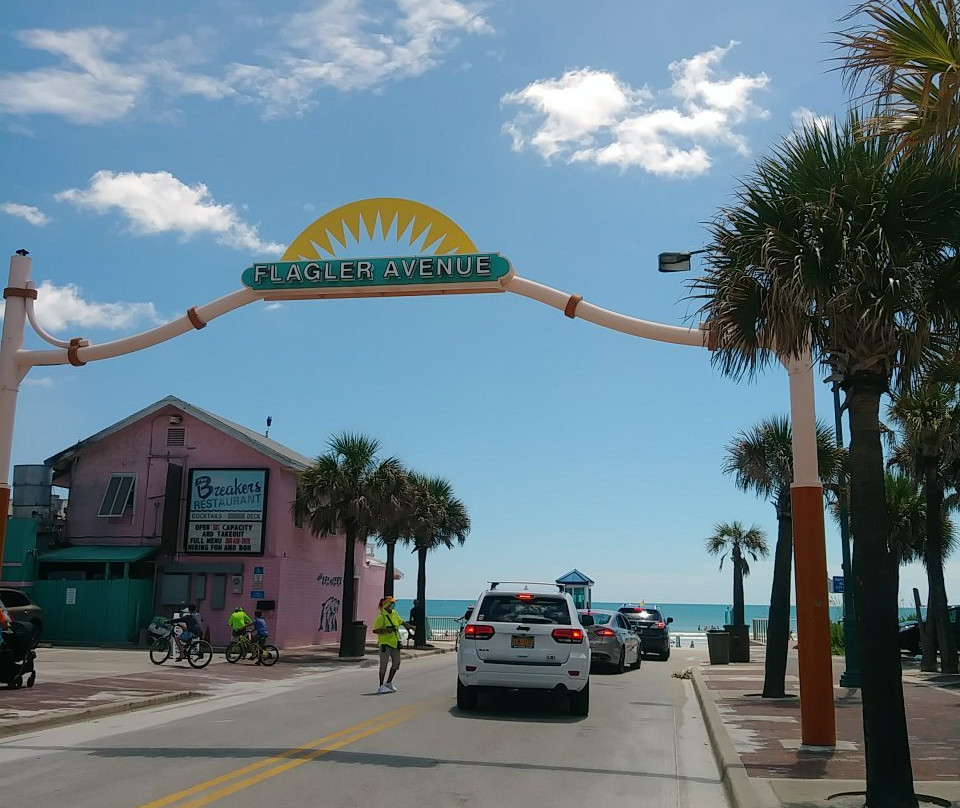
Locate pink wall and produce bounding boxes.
[56,403,386,648]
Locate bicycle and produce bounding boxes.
[148,620,213,668]
[225,632,279,666]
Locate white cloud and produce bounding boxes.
[229,0,492,116]
[0,3,491,123]
[1,203,50,226]
[0,28,144,124]
[502,43,769,177]
[791,106,832,133]
[23,376,55,388]
[55,171,284,254]
[0,280,162,332]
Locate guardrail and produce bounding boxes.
[751,617,797,644]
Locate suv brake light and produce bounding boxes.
[464,624,495,640]
[516,593,535,601]
[552,627,584,644]
[594,628,615,637]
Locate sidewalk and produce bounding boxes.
[0,641,453,738]
[692,645,960,808]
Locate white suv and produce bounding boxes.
[456,582,591,715]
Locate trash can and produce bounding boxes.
[706,630,730,665]
[344,620,367,657]
[724,624,751,663]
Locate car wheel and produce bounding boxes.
[457,678,478,711]
[660,647,671,661]
[569,682,589,716]
[613,647,626,674]
[630,645,641,669]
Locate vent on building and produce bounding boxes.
[98,473,136,517]
[167,427,186,446]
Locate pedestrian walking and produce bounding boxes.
[373,596,413,694]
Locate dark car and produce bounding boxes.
[0,587,43,647]
[899,605,960,655]
[618,604,673,660]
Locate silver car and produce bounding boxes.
[578,609,641,673]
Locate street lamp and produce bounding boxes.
[825,373,861,688]
[658,249,708,272]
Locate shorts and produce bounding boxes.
[379,645,401,667]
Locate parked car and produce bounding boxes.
[0,587,43,647]
[578,609,641,673]
[899,605,960,655]
[619,604,673,660]
[457,583,591,715]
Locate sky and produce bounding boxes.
[1,0,955,607]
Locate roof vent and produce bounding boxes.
[167,427,186,446]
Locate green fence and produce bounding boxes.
[33,579,154,644]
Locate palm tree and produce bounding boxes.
[723,416,844,698]
[705,521,769,627]
[408,473,470,649]
[691,113,960,807]
[887,378,960,673]
[838,0,960,163]
[376,471,416,598]
[292,433,405,657]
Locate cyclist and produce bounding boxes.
[227,606,253,640]
[251,610,269,665]
[171,605,202,661]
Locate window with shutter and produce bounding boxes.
[98,474,136,517]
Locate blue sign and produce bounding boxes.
[254,567,264,575]
[832,576,845,594]
[250,590,265,599]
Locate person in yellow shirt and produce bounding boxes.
[372,596,414,694]
[227,606,253,638]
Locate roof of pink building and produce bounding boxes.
[45,395,314,473]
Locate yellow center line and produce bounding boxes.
[133,700,436,808]
[171,706,431,808]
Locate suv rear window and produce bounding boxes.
[622,608,662,621]
[477,594,570,625]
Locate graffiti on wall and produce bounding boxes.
[319,596,340,632]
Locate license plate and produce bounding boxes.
[511,635,534,649]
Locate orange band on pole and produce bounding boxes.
[2,287,37,300]
[564,295,582,319]
[187,307,206,330]
[791,484,837,747]
[67,337,86,367]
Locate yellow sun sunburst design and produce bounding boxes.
[282,198,478,262]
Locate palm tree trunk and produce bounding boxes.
[338,526,358,658]
[415,546,427,649]
[383,539,396,598]
[921,468,957,674]
[849,379,917,808]
[732,544,745,627]
[763,496,793,698]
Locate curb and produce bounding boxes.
[279,646,453,665]
[0,690,204,739]
[691,665,781,808]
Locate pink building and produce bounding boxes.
[39,395,388,649]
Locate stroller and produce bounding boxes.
[0,620,37,689]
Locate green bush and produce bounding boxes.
[830,621,845,655]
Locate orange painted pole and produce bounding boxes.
[791,484,837,746]
[784,350,836,747]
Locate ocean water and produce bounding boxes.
[393,598,918,634]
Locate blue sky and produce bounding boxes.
[2,1,954,606]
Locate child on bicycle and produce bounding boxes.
[171,605,202,661]
[251,610,269,665]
